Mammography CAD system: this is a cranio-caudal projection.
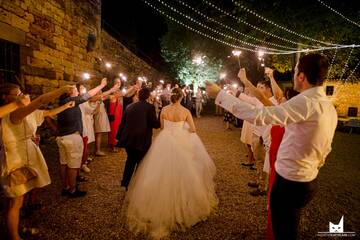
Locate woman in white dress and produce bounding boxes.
[91,82,120,156]
[125,88,218,239]
[0,83,74,240]
[77,84,97,173]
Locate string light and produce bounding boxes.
[201,0,319,48]
[230,0,340,46]
[174,0,298,51]
[339,45,355,81]
[156,0,289,53]
[345,59,360,82]
[141,0,278,54]
[317,0,360,28]
[334,58,360,96]
[142,0,360,55]
[327,48,338,79]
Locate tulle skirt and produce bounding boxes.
[125,128,218,239]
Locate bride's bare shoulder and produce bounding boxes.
[162,105,170,112]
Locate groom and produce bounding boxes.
[117,88,160,189]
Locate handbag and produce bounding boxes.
[6,120,38,187]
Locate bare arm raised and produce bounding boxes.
[10,85,73,124]
[265,67,284,100]
[43,101,75,118]
[87,78,108,98]
[0,95,30,118]
[238,68,274,106]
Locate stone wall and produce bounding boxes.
[0,0,164,95]
[99,31,167,85]
[324,80,360,117]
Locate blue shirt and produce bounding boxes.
[57,93,90,136]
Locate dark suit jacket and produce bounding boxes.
[117,100,160,152]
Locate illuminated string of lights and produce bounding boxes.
[201,0,321,48]
[143,0,360,55]
[174,0,298,51]
[317,0,360,28]
[339,45,355,81]
[334,58,360,96]
[156,0,289,53]
[230,0,340,46]
[327,47,338,79]
[345,59,360,82]
[142,0,272,54]
[271,44,359,55]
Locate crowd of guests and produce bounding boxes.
[0,75,207,240]
[0,53,335,240]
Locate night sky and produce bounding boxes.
[102,0,167,68]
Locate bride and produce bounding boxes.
[125,87,218,239]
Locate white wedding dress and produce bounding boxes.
[125,120,218,239]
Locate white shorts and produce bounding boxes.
[56,132,84,169]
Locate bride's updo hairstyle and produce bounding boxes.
[170,87,183,103]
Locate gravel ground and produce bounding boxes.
[1,116,359,240]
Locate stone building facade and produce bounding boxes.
[324,80,360,117]
[0,0,165,95]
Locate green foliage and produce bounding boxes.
[161,22,224,86]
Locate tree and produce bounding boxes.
[161,21,224,88]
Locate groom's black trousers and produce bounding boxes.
[270,172,318,240]
[121,148,147,188]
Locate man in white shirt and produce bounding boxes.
[207,53,337,240]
